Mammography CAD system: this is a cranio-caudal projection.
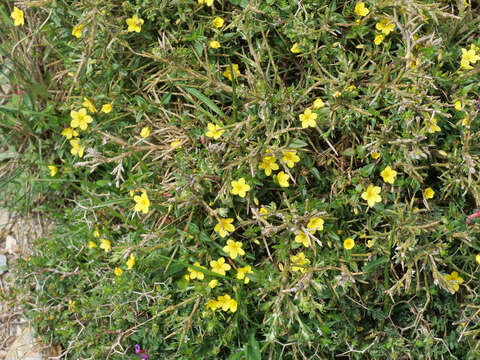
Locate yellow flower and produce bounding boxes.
[206,299,221,311]
[462,118,469,127]
[140,126,150,138]
[93,229,100,238]
[313,98,325,109]
[423,187,434,199]
[371,152,380,160]
[205,123,224,139]
[72,24,83,38]
[170,139,181,149]
[82,98,97,113]
[361,185,382,207]
[461,48,480,64]
[444,271,464,292]
[277,171,289,188]
[366,240,375,248]
[101,103,112,113]
[48,165,58,177]
[209,40,220,49]
[114,267,123,276]
[258,156,279,176]
[11,6,24,26]
[223,64,240,81]
[61,127,78,139]
[375,19,395,35]
[231,177,251,198]
[187,262,205,280]
[126,254,135,269]
[70,108,93,130]
[290,252,310,273]
[425,117,441,133]
[223,239,245,259]
[99,239,111,253]
[299,108,318,128]
[343,238,355,250]
[295,231,309,248]
[208,279,218,288]
[236,265,253,284]
[126,14,144,32]
[210,257,231,275]
[214,218,235,238]
[454,101,462,111]
[380,166,397,184]
[476,254,480,265]
[460,57,473,70]
[212,17,224,28]
[354,2,369,17]
[69,138,85,158]
[307,217,324,234]
[282,150,300,168]
[198,0,214,6]
[133,191,150,214]
[290,42,301,54]
[374,34,384,45]
[259,207,268,215]
[333,91,342,98]
[217,294,237,312]
[88,241,97,249]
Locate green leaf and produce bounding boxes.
[246,332,261,360]
[182,87,226,119]
[362,256,388,273]
[359,163,375,177]
[288,138,308,149]
[341,148,355,157]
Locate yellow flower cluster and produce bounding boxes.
[206,294,237,313]
[460,44,480,70]
[61,98,112,158]
[353,3,395,46]
[294,217,324,248]
[88,225,135,275]
[290,252,310,273]
[374,18,395,45]
[258,149,300,188]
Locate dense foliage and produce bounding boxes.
[2,0,480,358]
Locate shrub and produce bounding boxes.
[3,0,480,358]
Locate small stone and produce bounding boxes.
[5,326,43,360]
[5,235,18,254]
[0,254,7,275]
[0,208,9,229]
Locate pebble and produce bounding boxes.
[5,235,18,254]
[0,254,7,275]
[5,327,43,360]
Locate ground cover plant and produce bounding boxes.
[2,0,480,358]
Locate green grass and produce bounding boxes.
[2,0,480,359]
